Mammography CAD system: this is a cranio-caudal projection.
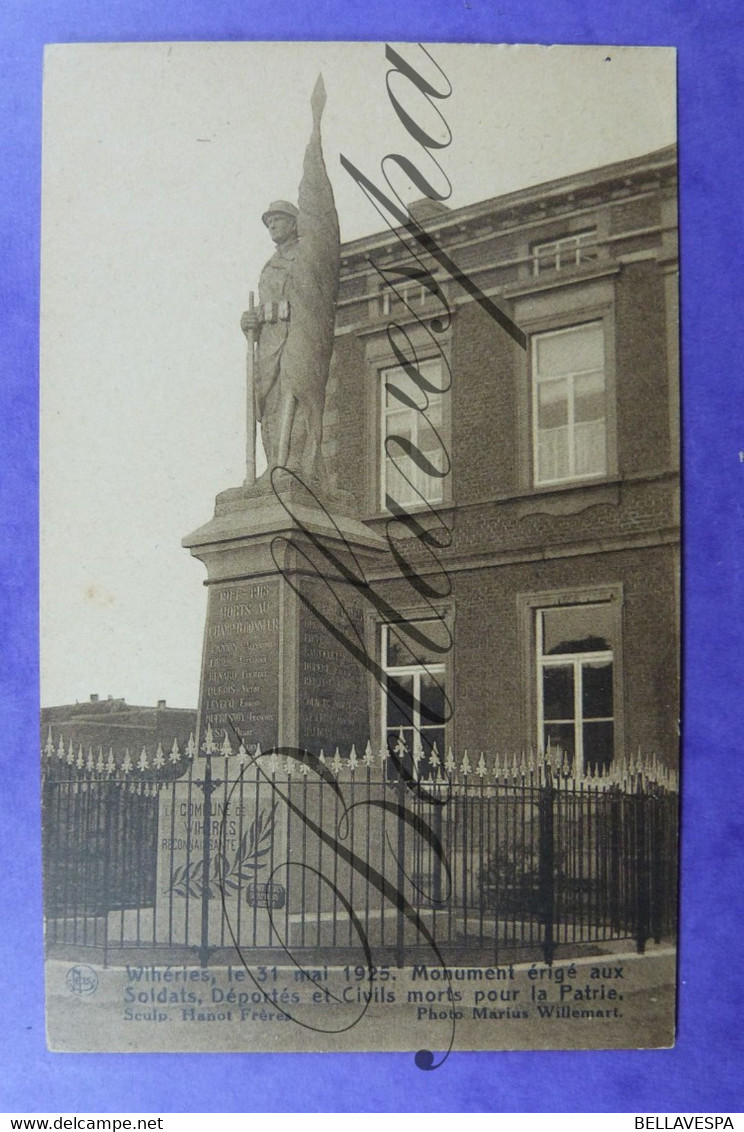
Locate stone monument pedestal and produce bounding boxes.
[153,751,440,956]
[153,483,391,955]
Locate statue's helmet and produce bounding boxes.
[262,200,300,227]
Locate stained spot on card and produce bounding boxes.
[84,583,115,607]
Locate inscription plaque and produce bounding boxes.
[298,576,369,753]
[245,881,286,909]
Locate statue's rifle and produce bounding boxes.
[244,291,256,485]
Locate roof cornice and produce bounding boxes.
[340,144,677,266]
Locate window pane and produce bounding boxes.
[418,416,446,483]
[384,403,412,433]
[537,377,568,428]
[420,728,445,761]
[574,370,605,422]
[535,323,604,377]
[542,664,574,721]
[573,369,606,476]
[385,457,415,506]
[582,660,613,718]
[384,411,412,444]
[384,358,443,407]
[423,391,443,425]
[582,721,614,774]
[386,673,414,728]
[419,671,446,727]
[386,619,450,667]
[574,419,606,476]
[534,250,555,274]
[542,604,614,655]
[418,416,442,455]
[419,476,444,505]
[537,426,569,482]
[386,375,423,411]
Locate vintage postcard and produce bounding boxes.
[40,41,679,1058]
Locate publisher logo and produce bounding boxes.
[66,965,99,996]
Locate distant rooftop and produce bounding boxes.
[41,696,197,773]
[42,695,195,725]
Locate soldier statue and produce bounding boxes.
[240,76,340,487]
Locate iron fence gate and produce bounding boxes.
[42,734,678,967]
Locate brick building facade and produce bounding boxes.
[42,696,196,769]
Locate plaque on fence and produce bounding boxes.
[246,882,286,910]
[40,40,679,1058]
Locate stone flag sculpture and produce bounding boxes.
[240,75,340,486]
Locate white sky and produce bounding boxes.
[40,41,676,709]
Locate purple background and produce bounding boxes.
[1,0,742,1113]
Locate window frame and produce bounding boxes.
[377,278,436,318]
[359,299,453,518]
[530,319,608,487]
[378,355,448,512]
[364,607,455,766]
[380,620,447,763]
[531,228,599,276]
[513,282,617,492]
[536,604,615,772]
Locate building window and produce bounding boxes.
[537,603,615,773]
[378,279,432,317]
[532,321,607,485]
[532,230,598,275]
[381,357,445,509]
[381,618,448,769]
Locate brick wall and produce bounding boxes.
[451,301,519,502]
[609,194,660,235]
[616,262,670,474]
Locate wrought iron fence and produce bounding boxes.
[41,728,678,967]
